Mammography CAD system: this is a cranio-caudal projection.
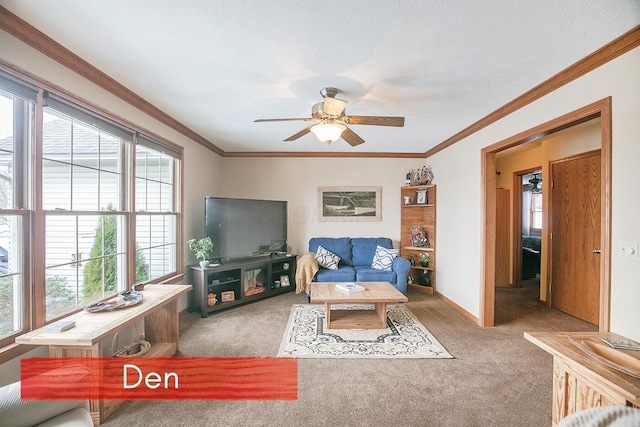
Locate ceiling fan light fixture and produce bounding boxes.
[310,123,346,144]
[528,174,542,193]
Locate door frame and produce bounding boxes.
[480,97,611,329]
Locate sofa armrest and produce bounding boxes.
[392,257,411,294]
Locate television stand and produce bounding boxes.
[189,254,297,317]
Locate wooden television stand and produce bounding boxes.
[15,284,191,425]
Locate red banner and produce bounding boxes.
[21,357,297,400]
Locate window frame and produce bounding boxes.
[0,84,36,346]
[0,68,184,350]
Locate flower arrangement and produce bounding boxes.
[418,252,430,266]
[409,226,430,247]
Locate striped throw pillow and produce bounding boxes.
[315,245,341,270]
[371,245,398,271]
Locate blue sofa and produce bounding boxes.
[309,237,410,294]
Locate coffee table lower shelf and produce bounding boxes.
[325,303,388,329]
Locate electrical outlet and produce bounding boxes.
[618,241,639,260]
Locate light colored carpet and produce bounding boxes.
[102,283,598,427]
[278,303,453,358]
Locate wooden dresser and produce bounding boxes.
[525,331,640,426]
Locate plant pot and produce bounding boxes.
[416,271,431,287]
[199,260,210,268]
[420,261,429,268]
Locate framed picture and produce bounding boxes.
[416,189,428,204]
[280,275,290,287]
[318,186,381,222]
[221,291,235,302]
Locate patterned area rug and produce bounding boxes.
[277,303,453,358]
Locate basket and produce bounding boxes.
[111,321,151,358]
[113,338,151,358]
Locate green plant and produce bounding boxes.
[187,237,213,261]
[83,212,149,299]
[418,252,430,263]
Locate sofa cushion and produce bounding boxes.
[355,266,397,284]
[309,237,353,266]
[352,237,393,266]
[315,245,341,270]
[371,245,398,271]
[315,266,356,282]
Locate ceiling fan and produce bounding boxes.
[523,173,542,193]
[254,87,405,146]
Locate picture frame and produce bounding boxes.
[280,275,290,287]
[318,186,381,222]
[221,291,235,302]
[416,189,428,204]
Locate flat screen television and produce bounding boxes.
[205,197,288,262]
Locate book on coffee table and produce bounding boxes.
[335,282,365,293]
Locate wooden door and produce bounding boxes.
[550,151,601,325]
[495,189,510,287]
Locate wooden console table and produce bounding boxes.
[16,284,191,425]
[524,331,640,426]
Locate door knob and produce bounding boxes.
[592,248,602,254]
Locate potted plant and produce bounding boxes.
[187,237,213,268]
[418,252,430,267]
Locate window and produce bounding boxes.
[530,192,543,233]
[42,104,129,321]
[135,140,179,283]
[0,71,182,346]
[0,80,34,342]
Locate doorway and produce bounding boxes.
[520,170,543,285]
[480,98,611,329]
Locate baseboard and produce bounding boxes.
[435,290,481,326]
[407,283,434,294]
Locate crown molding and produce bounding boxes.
[425,25,640,158]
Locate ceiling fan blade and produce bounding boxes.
[341,127,365,146]
[254,117,313,122]
[322,97,348,117]
[345,115,405,127]
[283,126,312,142]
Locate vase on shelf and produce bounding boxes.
[416,271,431,287]
[411,237,430,247]
[207,293,217,307]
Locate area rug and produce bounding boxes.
[277,303,453,359]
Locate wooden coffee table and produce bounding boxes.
[310,282,408,329]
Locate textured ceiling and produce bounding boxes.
[2,0,639,154]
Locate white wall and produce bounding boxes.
[428,47,640,340]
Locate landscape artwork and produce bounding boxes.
[318,186,381,222]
